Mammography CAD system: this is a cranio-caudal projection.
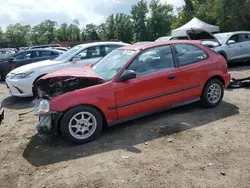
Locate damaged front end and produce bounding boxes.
[33,74,104,135]
[34,77,104,98]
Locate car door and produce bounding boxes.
[8,51,33,69]
[114,45,183,119]
[173,43,211,101]
[237,33,250,59]
[224,34,243,61]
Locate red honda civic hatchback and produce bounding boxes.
[33,40,231,144]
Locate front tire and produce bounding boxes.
[60,106,103,144]
[201,79,224,108]
[0,72,5,81]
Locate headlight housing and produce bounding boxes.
[33,99,50,116]
[11,71,34,79]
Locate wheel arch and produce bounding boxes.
[32,74,47,96]
[217,50,227,61]
[32,74,47,86]
[57,104,108,132]
[203,75,225,90]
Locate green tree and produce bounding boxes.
[67,19,81,41]
[105,14,116,39]
[30,19,57,45]
[97,23,107,40]
[84,24,100,40]
[131,0,149,41]
[114,13,133,43]
[148,0,174,40]
[57,23,68,41]
[5,24,31,47]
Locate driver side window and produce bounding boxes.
[14,52,32,60]
[76,46,101,59]
[127,45,174,77]
[229,34,239,43]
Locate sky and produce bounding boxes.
[0,0,184,29]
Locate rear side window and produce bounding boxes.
[174,44,208,66]
[39,51,51,57]
[105,45,122,55]
[239,33,250,42]
[50,52,59,56]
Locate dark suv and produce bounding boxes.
[0,49,63,81]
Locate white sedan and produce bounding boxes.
[5,42,129,97]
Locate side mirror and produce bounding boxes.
[71,56,81,64]
[227,40,236,45]
[118,70,136,82]
[8,57,15,63]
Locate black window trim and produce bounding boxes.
[119,44,177,79]
[172,43,209,67]
[226,33,241,44]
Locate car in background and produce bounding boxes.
[156,36,188,41]
[0,49,62,81]
[186,30,250,63]
[5,41,129,97]
[47,47,68,52]
[33,40,230,144]
[23,44,61,51]
[0,101,3,125]
[213,31,250,63]
[0,49,15,61]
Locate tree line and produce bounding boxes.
[0,0,249,48]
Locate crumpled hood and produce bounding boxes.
[40,66,104,82]
[9,60,63,74]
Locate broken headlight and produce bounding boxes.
[33,99,50,116]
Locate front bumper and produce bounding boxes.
[0,107,4,124]
[5,76,34,97]
[36,114,60,134]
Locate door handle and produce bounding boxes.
[168,74,176,80]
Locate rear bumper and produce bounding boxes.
[223,73,231,88]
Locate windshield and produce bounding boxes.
[214,33,232,44]
[54,45,82,61]
[92,49,136,81]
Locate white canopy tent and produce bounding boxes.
[171,17,220,37]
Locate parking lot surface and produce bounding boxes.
[0,65,250,188]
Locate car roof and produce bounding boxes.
[22,48,62,53]
[76,41,128,48]
[120,40,201,51]
[215,31,250,36]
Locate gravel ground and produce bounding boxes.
[0,64,250,188]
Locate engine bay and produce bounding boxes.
[34,77,103,98]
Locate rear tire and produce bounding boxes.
[60,105,103,144]
[201,79,224,108]
[219,52,228,63]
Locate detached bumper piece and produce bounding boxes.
[228,76,250,89]
[37,114,59,134]
[0,108,4,125]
